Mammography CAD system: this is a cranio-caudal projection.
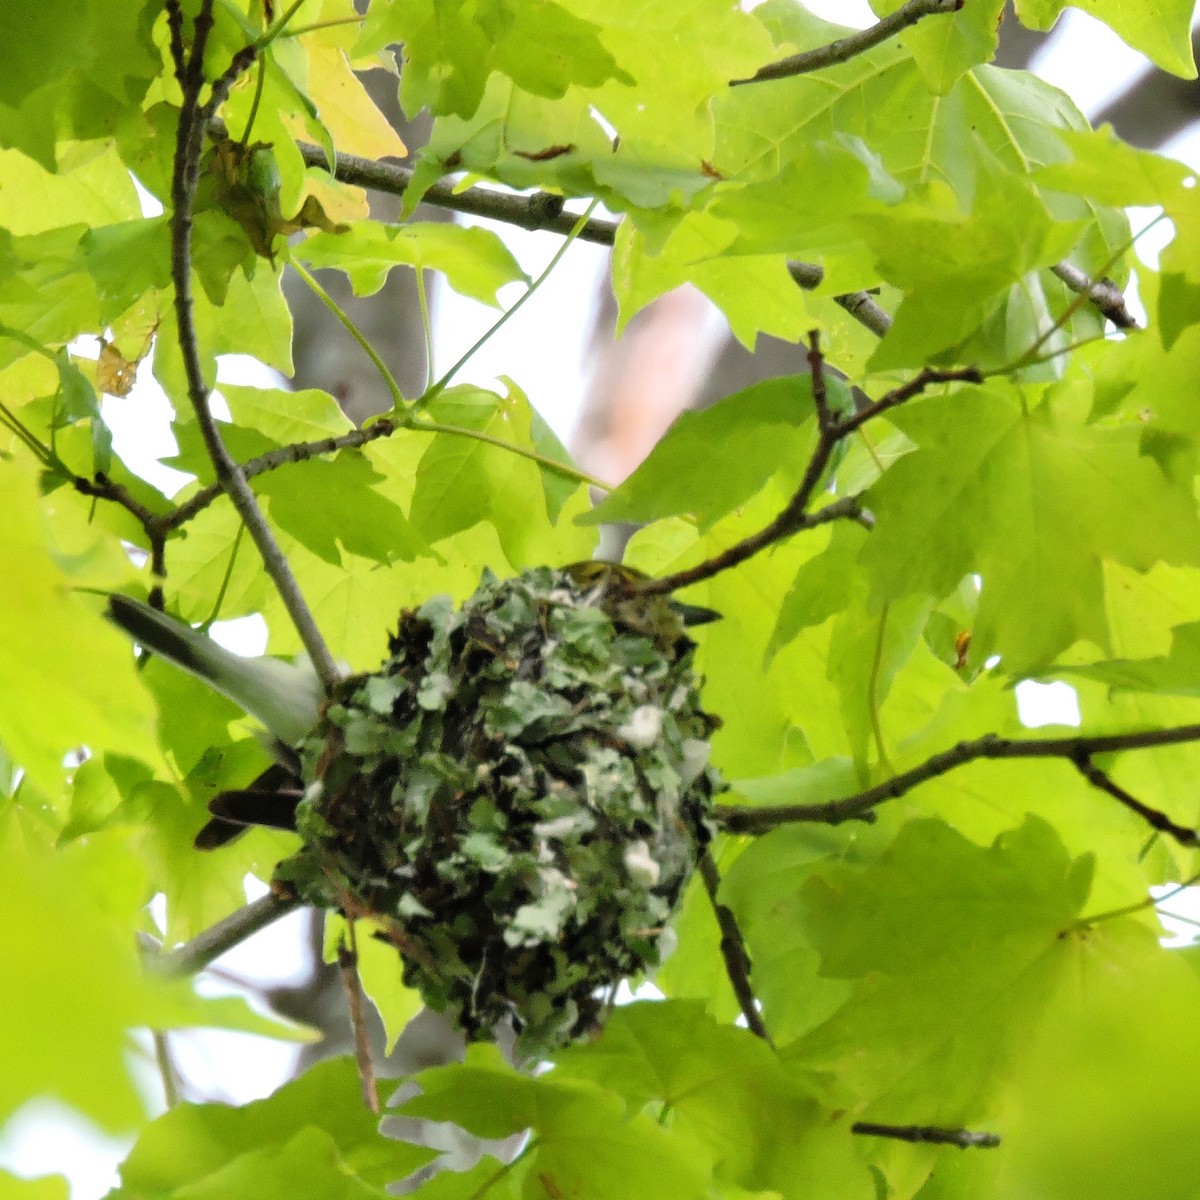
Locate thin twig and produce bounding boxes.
[699,851,773,1045]
[167,423,398,527]
[1071,754,1199,847]
[338,923,380,1113]
[836,366,984,434]
[834,290,893,336]
[156,891,302,977]
[168,1,340,688]
[851,1122,1000,1149]
[643,493,864,596]
[807,329,832,431]
[734,0,965,85]
[73,471,164,529]
[1050,262,1139,330]
[152,1030,181,1108]
[717,726,1200,836]
[639,339,983,595]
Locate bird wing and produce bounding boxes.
[107,594,326,746]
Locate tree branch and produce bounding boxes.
[291,136,920,345]
[717,725,1200,837]
[639,331,970,596]
[167,0,340,688]
[836,365,984,434]
[1071,754,1199,847]
[288,130,1137,341]
[1050,261,1139,330]
[699,851,773,1044]
[165,421,399,529]
[733,0,965,86]
[156,890,302,977]
[851,1122,1000,1149]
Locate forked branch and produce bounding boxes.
[165,0,340,686]
[717,725,1200,844]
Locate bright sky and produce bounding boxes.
[5,7,1199,1196]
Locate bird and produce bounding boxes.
[107,564,718,850]
[106,593,325,849]
[106,594,326,746]
[561,560,720,632]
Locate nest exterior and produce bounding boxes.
[274,565,722,1055]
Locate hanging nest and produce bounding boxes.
[273,565,722,1056]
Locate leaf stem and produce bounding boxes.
[409,416,606,490]
[868,603,894,773]
[415,200,601,409]
[152,1030,181,1108]
[289,256,407,409]
[416,266,436,393]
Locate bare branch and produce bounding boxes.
[1072,754,1199,847]
[717,725,1200,836]
[73,471,165,531]
[837,365,984,434]
[338,926,380,1113]
[169,6,340,688]
[156,891,302,977]
[851,1122,1001,1149]
[1050,261,1139,330]
[734,0,965,86]
[292,137,619,246]
[165,420,399,529]
[834,289,892,336]
[699,851,773,1044]
[289,136,917,344]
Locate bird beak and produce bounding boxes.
[672,601,721,627]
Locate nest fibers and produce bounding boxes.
[274,565,722,1056]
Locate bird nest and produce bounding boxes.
[274,565,722,1056]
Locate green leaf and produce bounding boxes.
[998,920,1200,1200]
[862,380,1200,674]
[767,522,870,661]
[1015,0,1197,78]
[0,830,296,1132]
[582,375,820,531]
[358,0,633,119]
[872,0,1007,93]
[114,1058,434,1196]
[0,461,158,791]
[860,165,1085,370]
[783,817,1092,1115]
[555,1001,875,1199]
[0,1171,68,1200]
[298,222,529,306]
[401,1044,712,1200]
[0,0,158,167]
[411,384,591,567]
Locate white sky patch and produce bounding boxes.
[1015,679,1082,728]
[209,614,270,656]
[0,1103,131,1199]
[430,220,611,442]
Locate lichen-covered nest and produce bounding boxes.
[274,565,722,1055]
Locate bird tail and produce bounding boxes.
[106,594,326,746]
